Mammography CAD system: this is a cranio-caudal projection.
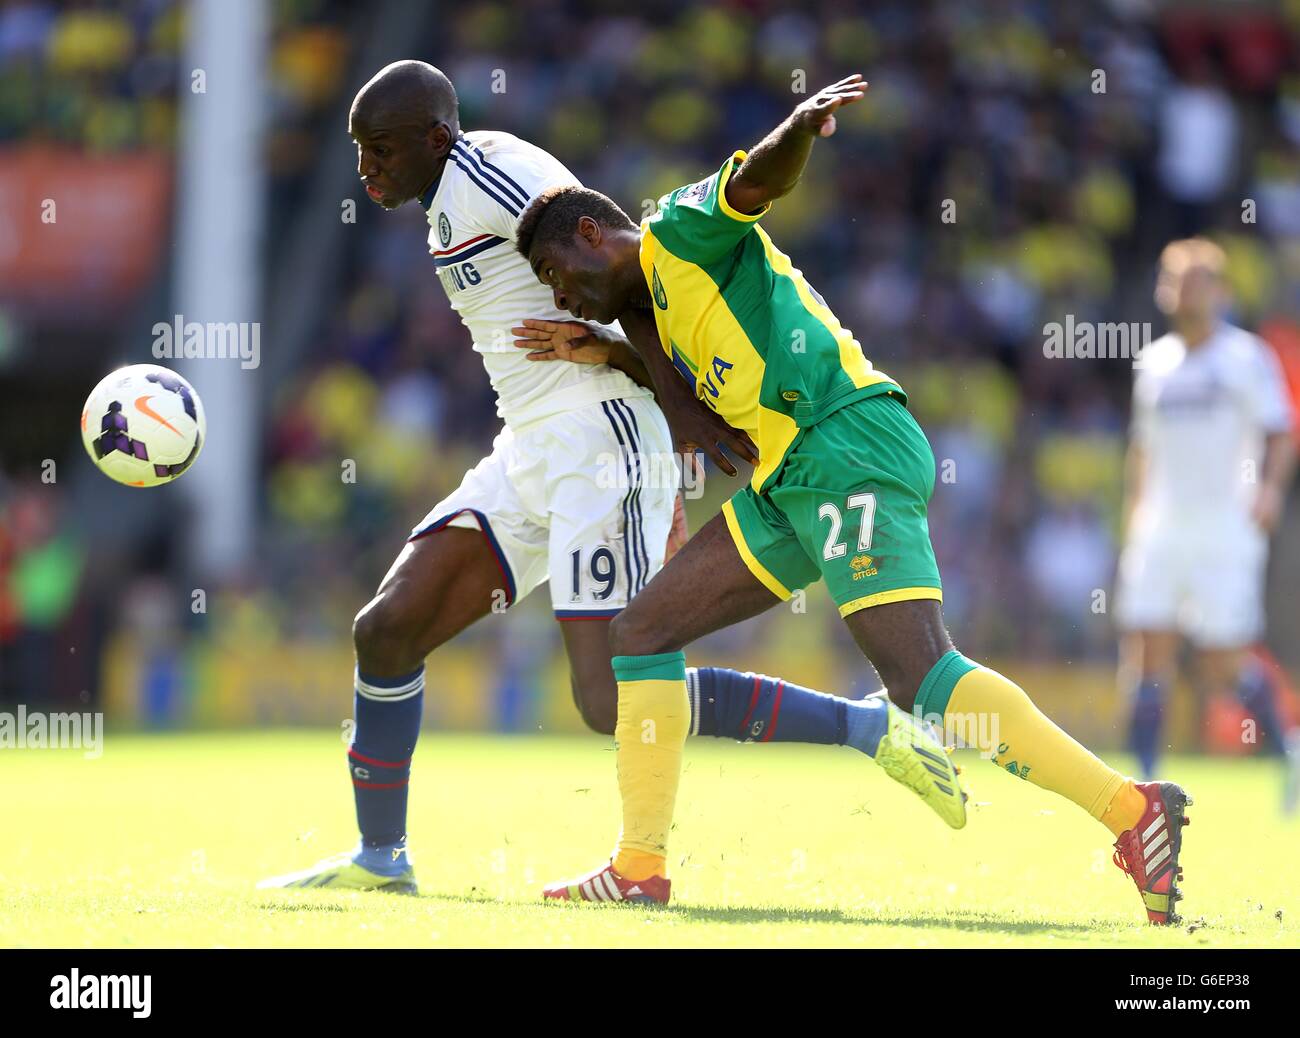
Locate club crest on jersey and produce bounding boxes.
[438,212,452,247]
[652,268,668,310]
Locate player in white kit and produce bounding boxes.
[1116,238,1300,806]
[261,61,908,895]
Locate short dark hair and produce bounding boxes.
[515,185,637,259]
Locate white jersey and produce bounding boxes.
[1128,322,1292,538]
[422,130,650,428]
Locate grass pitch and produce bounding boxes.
[1,730,1296,948]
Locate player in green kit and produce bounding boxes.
[513,74,1192,923]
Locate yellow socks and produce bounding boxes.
[609,652,690,881]
[1098,781,1148,838]
[915,651,1145,837]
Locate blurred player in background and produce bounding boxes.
[1117,238,1300,810]
[261,61,961,895]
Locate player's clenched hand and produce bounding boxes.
[512,318,613,365]
[794,73,868,138]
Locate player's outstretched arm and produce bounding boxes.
[725,73,867,216]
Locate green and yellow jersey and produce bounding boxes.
[639,150,901,491]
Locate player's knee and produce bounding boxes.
[352,588,423,670]
[607,609,672,659]
[579,706,616,737]
[571,675,617,736]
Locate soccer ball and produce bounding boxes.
[81,364,206,487]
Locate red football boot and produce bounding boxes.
[1112,781,1193,925]
[542,861,671,905]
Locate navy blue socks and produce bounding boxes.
[1128,677,1164,779]
[1237,661,1285,755]
[350,666,424,875]
[687,666,887,755]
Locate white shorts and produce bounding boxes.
[409,396,676,617]
[1114,524,1266,649]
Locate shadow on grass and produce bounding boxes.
[656,902,1100,934]
[251,888,1108,935]
[399,891,1102,934]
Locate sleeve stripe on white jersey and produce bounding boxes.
[433,231,498,257]
[452,142,528,211]
[449,152,522,217]
[459,140,531,207]
[432,235,507,268]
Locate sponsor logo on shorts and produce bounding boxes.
[849,553,877,578]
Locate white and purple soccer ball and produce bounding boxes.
[81,364,206,487]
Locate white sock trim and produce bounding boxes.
[686,668,701,737]
[355,667,426,702]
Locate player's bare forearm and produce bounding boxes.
[618,308,710,426]
[604,337,655,392]
[1262,431,1297,496]
[1252,431,1298,532]
[1121,442,1146,540]
[618,308,685,398]
[728,114,818,214]
[619,307,758,477]
[726,74,867,215]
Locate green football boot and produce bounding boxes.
[875,702,968,829]
[257,850,418,895]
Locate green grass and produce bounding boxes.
[0,731,1296,948]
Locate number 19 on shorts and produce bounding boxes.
[570,546,617,603]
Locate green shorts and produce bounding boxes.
[723,391,942,617]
